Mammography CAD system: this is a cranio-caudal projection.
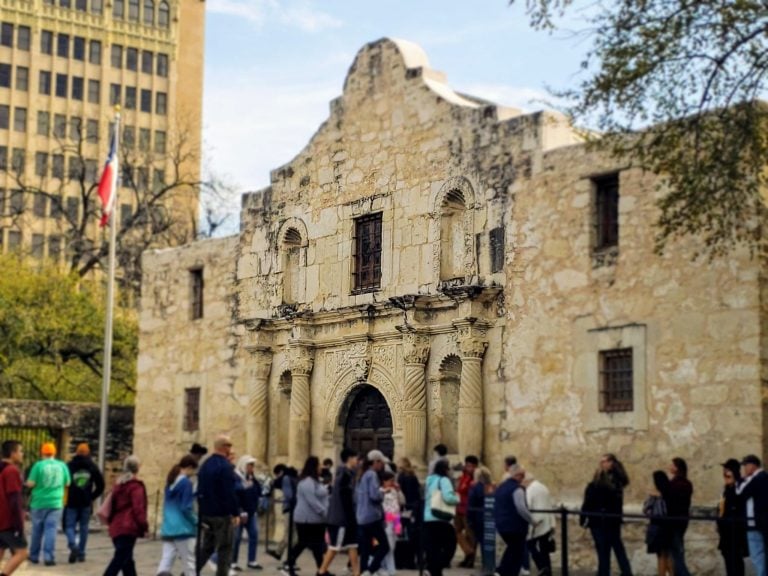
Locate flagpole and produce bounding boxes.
[98,109,121,475]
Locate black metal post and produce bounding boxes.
[560,506,569,576]
[287,504,295,570]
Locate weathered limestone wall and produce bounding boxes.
[135,235,240,501]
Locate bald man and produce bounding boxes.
[196,435,241,576]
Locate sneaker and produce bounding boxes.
[207,560,218,573]
[248,563,264,570]
[519,570,530,576]
[231,566,244,572]
[68,549,78,564]
[229,570,239,576]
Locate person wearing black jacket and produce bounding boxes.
[580,453,633,576]
[718,459,748,576]
[196,435,241,576]
[318,448,360,576]
[64,443,104,564]
[665,457,693,576]
[736,454,768,576]
[494,464,533,576]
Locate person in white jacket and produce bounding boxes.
[524,472,556,576]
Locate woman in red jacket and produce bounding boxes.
[104,455,148,576]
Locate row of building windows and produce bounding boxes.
[112,0,171,28]
[1,24,170,78]
[38,0,170,28]
[42,0,104,15]
[0,146,166,189]
[109,84,168,114]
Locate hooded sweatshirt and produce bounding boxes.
[161,473,197,539]
[66,454,105,509]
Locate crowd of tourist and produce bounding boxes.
[0,437,766,576]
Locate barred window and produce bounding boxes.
[599,348,633,412]
[183,388,200,432]
[489,226,505,273]
[353,213,382,292]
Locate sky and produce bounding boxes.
[201,0,592,231]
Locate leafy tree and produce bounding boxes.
[0,254,136,404]
[512,0,768,255]
[0,118,230,297]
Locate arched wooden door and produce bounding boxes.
[344,385,394,460]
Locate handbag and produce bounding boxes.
[430,477,456,521]
[96,491,113,525]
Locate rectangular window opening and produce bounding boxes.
[594,173,619,250]
[353,212,383,293]
[183,387,200,432]
[190,268,204,320]
[599,348,633,413]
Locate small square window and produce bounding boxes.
[183,387,200,432]
[190,268,204,319]
[599,348,633,413]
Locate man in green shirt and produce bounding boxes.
[25,443,70,566]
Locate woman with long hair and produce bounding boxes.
[579,453,633,576]
[156,455,198,576]
[423,458,459,576]
[468,467,494,565]
[104,455,148,576]
[643,470,672,576]
[285,456,329,576]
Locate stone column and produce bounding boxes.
[288,345,314,468]
[402,331,430,466]
[455,321,488,459]
[245,347,272,462]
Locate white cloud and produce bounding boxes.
[207,0,342,32]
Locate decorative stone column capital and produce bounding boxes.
[288,345,314,376]
[248,347,273,380]
[403,332,430,365]
[454,318,489,359]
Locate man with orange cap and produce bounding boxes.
[25,442,70,566]
[64,443,104,563]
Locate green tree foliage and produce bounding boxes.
[0,255,136,404]
[512,0,768,255]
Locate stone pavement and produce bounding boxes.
[10,530,547,576]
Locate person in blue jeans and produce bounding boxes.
[64,443,104,563]
[233,455,264,571]
[580,454,633,576]
[26,442,71,566]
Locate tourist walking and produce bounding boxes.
[718,459,748,576]
[736,454,768,576]
[156,455,198,576]
[196,435,241,576]
[356,450,390,576]
[423,458,459,576]
[268,464,298,566]
[0,440,28,575]
[494,463,533,576]
[381,470,404,576]
[26,442,70,566]
[395,457,421,570]
[233,455,263,571]
[524,471,555,576]
[455,455,478,568]
[643,470,673,576]
[318,448,360,576]
[427,444,448,475]
[579,453,633,576]
[666,457,693,576]
[104,455,148,576]
[468,466,494,564]
[284,456,329,576]
[65,442,105,564]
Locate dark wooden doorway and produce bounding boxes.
[344,385,394,460]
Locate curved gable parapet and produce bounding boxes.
[342,37,501,112]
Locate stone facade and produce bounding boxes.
[136,38,767,573]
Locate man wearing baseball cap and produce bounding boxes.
[26,442,71,566]
[355,450,389,576]
[736,454,768,576]
[64,443,104,563]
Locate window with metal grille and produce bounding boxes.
[594,174,619,250]
[353,213,382,292]
[489,226,505,273]
[599,348,633,412]
[190,268,204,319]
[183,388,200,432]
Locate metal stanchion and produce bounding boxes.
[559,506,569,576]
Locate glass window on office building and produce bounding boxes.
[15,67,28,91]
[17,26,30,51]
[89,40,101,64]
[53,114,66,138]
[73,36,85,61]
[57,34,69,57]
[37,111,50,136]
[39,70,51,95]
[0,105,8,130]
[88,79,100,104]
[40,30,53,54]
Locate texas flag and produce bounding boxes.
[97,126,119,227]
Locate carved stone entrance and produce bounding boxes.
[343,385,394,460]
